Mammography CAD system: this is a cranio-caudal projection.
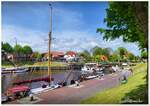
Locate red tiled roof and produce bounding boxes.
[43,51,64,58]
[66,51,76,57]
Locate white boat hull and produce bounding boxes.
[31,84,61,94]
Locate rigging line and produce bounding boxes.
[63,68,74,84]
[28,67,36,88]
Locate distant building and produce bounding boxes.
[11,54,32,62]
[2,50,7,61]
[2,49,33,62]
[43,51,65,62]
[2,53,32,62]
[64,51,78,62]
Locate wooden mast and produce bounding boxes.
[48,4,52,86]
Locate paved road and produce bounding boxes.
[7,72,122,104]
[36,72,121,104]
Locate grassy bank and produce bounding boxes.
[2,61,68,68]
[81,63,148,104]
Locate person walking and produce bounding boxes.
[29,93,34,101]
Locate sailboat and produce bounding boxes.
[2,4,60,102]
[30,4,62,94]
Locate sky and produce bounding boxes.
[2,2,141,56]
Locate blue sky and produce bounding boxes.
[2,2,140,56]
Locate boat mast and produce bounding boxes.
[48,4,52,86]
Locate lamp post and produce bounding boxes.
[48,4,52,86]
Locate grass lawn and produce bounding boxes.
[2,61,68,68]
[81,63,148,104]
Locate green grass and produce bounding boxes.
[81,63,147,104]
[2,61,68,68]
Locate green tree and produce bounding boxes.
[33,52,43,60]
[117,47,128,60]
[102,48,112,57]
[141,50,148,59]
[127,52,135,61]
[93,55,101,62]
[2,42,14,53]
[91,46,103,56]
[22,45,33,54]
[109,53,119,62]
[78,50,91,62]
[37,53,42,60]
[97,2,148,50]
[14,44,23,54]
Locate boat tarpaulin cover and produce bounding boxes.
[7,85,30,93]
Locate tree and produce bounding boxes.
[91,46,103,56]
[14,44,23,54]
[33,52,43,60]
[2,42,14,53]
[141,50,148,59]
[117,47,128,60]
[102,48,112,57]
[109,53,119,62]
[22,45,33,54]
[78,50,91,62]
[93,55,101,62]
[37,53,43,60]
[97,2,148,50]
[127,52,135,61]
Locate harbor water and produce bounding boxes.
[2,70,81,93]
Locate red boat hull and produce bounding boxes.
[13,76,51,85]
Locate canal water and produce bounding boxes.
[2,70,81,93]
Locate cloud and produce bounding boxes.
[53,7,84,31]
[2,3,140,56]
[2,25,48,52]
[2,24,140,56]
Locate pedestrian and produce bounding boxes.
[123,75,127,81]
[121,70,128,84]
[29,93,34,101]
[75,80,80,86]
[129,68,133,75]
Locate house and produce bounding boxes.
[2,50,7,61]
[64,51,78,62]
[3,53,32,62]
[43,51,65,62]
[14,54,31,62]
[2,49,34,62]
